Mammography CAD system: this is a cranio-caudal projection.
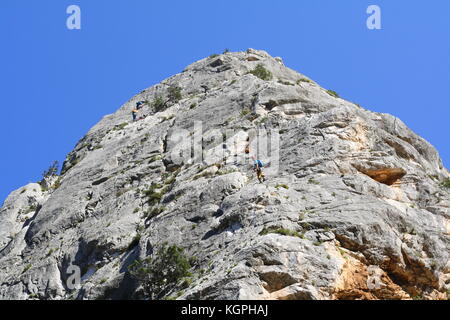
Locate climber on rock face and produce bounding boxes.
[136,101,145,110]
[252,155,266,183]
[132,108,139,121]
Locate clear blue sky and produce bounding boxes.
[1,0,449,205]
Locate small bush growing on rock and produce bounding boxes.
[128,243,192,299]
[441,179,450,188]
[113,122,128,131]
[24,204,37,215]
[145,206,166,219]
[53,177,62,190]
[22,264,32,274]
[46,248,56,257]
[250,64,273,81]
[167,86,182,103]
[259,227,300,238]
[297,78,313,85]
[148,154,163,163]
[326,90,340,98]
[216,168,237,176]
[164,175,177,185]
[240,109,251,117]
[193,170,215,181]
[278,79,294,86]
[209,53,219,59]
[42,161,59,178]
[275,184,289,190]
[152,95,166,112]
[143,184,167,206]
[145,190,163,206]
[256,116,268,125]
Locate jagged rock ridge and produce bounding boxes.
[0,49,449,300]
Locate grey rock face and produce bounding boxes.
[1,49,449,300]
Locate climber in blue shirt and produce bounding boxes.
[252,155,266,183]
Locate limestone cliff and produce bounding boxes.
[1,49,449,300]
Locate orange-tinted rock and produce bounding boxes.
[362,168,406,185]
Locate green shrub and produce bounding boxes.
[22,264,32,274]
[326,90,340,98]
[128,243,192,299]
[113,122,128,131]
[144,191,163,206]
[143,184,167,206]
[209,54,219,59]
[275,184,289,190]
[216,168,237,176]
[167,86,182,103]
[189,103,197,109]
[441,179,450,188]
[145,206,166,219]
[152,95,166,112]
[24,204,37,215]
[240,109,251,117]
[249,64,273,81]
[278,79,294,86]
[53,177,62,190]
[148,154,163,163]
[297,78,313,84]
[256,116,268,125]
[164,175,177,185]
[260,227,301,238]
[193,166,218,180]
[42,161,59,178]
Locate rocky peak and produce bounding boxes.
[0,49,449,300]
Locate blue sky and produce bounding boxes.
[1,0,449,204]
